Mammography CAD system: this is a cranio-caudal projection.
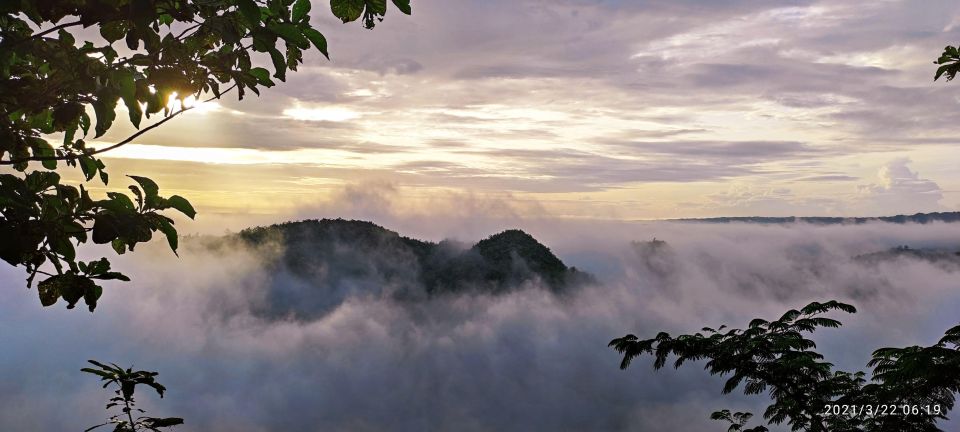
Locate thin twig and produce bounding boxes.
[114,24,205,67]
[0,84,238,165]
[5,20,84,47]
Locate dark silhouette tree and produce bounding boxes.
[0,0,411,311]
[82,360,183,432]
[610,301,960,431]
[935,45,960,82]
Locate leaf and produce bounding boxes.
[87,258,111,275]
[156,217,179,254]
[80,156,99,181]
[38,274,96,310]
[29,138,57,170]
[106,192,136,211]
[237,0,261,24]
[53,102,83,128]
[249,67,274,87]
[128,185,143,209]
[392,0,411,14]
[292,0,312,22]
[330,0,365,23]
[95,272,131,281]
[125,28,140,50]
[84,284,103,312]
[143,418,184,427]
[59,278,85,309]
[267,22,310,49]
[111,238,126,255]
[368,0,387,15]
[167,195,196,219]
[79,112,91,136]
[38,277,61,307]
[130,0,157,27]
[93,215,120,244]
[51,235,77,261]
[100,21,127,43]
[112,70,142,128]
[128,175,159,204]
[92,91,119,138]
[286,45,303,70]
[302,28,329,59]
[58,28,76,46]
[269,48,287,80]
[80,368,112,378]
[86,360,113,371]
[25,171,61,192]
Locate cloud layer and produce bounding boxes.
[3,217,960,431]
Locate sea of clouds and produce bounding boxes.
[2,217,960,431]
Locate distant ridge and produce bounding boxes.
[674,212,960,225]
[854,245,960,267]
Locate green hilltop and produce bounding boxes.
[221,219,591,318]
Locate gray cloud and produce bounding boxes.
[796,174,860,182]
[89,0,960,212]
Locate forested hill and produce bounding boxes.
[221,219,590,318]
[675,211,960,225]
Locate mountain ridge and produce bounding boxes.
[671,211,960,225]
[213,219,591,319]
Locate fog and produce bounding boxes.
[2,217,960,431]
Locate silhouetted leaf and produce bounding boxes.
[237,0,261,24]
[392,0,412,14]
[292,0,312,22]
[166,195,196,219]
[302,28,329,59]
[331,0,365,23]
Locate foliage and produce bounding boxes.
[82,360,183,432]
[935,45,960,82]
[610,301,960,431]
[0,0,411,311]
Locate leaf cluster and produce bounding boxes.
[0,0,410,311]
[82,360,183,432]
[0,169,194,311]
[935,45,960,82]
[610,301,960,431]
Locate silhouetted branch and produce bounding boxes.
[0,84,237,165]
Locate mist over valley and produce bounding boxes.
[3,216,960,431]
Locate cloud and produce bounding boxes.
[857,157,945,214]
[796,174,859,182]
[65,0,960,218]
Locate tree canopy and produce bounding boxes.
[935,45,960,82]
[0,0,411,311]
[610,301,960,432]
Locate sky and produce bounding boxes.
[6,3,960,429]
[65,0,960,227]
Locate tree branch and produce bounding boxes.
[0,84,238,165]
[5,20,84,47]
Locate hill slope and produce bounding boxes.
[222,219,590,318]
